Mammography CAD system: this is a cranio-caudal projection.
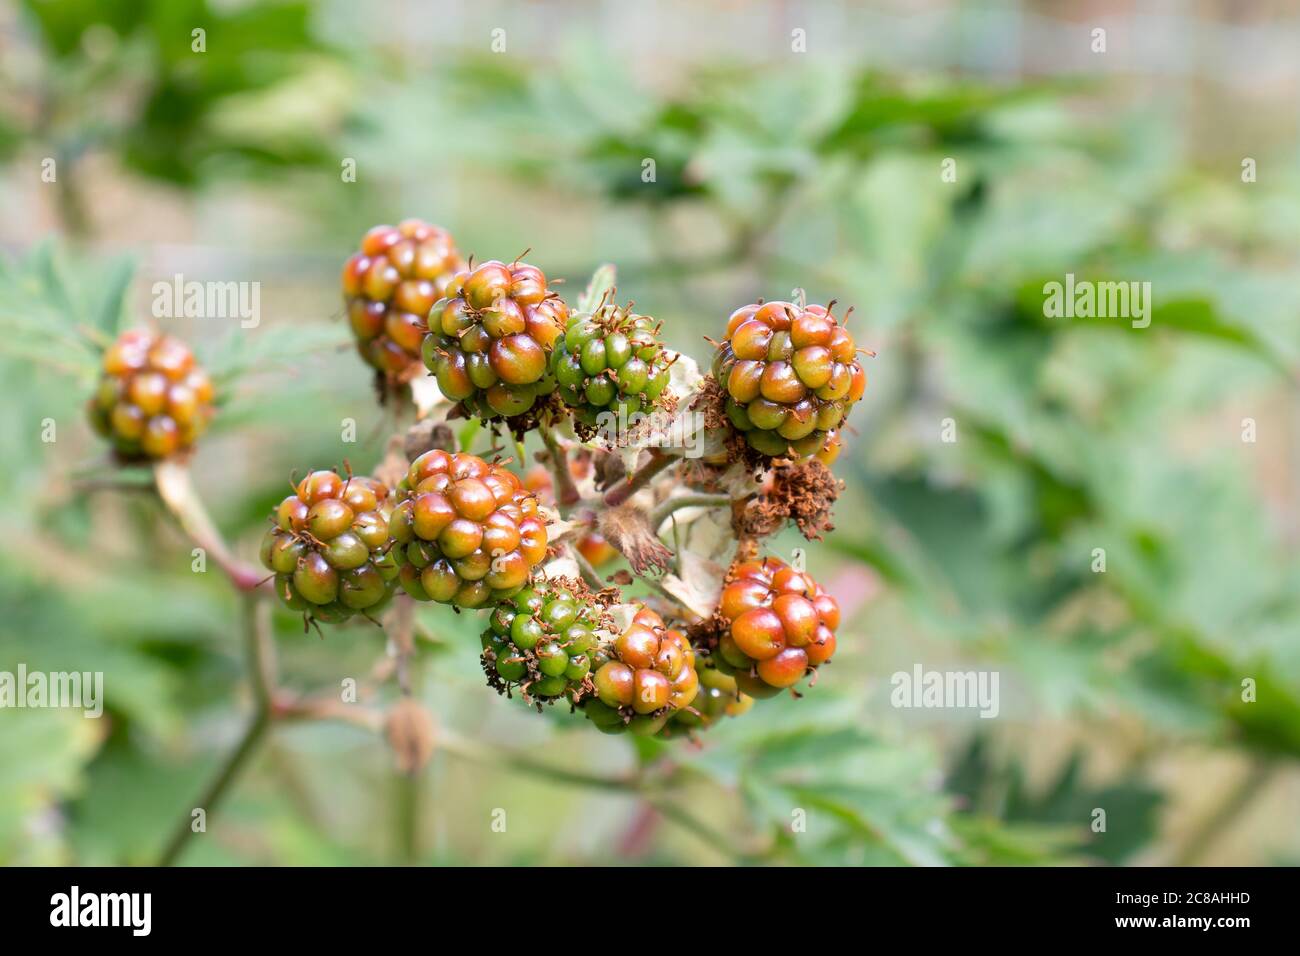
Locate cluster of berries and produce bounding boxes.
[87,330,214,460]
[259,470,397,623]
[342,220,465,377]
[423,259,568,419]
[713,300,866,461]
[85,219,867,741]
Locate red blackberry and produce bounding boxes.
[259,470,398,623]
[712,301,867,460]
[421,259,567,420]
[87,329,215,460]
[713,556,840,695]
[387,450,548,608]
[342,220,465,378]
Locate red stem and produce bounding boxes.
[603,451,674,507]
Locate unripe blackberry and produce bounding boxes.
[713,556,840,695]
[342,220,465,377]
[388,450,547,608]
[551,302,674,429]
[259,471,398,622]
[87,329,215,460]
[712,301,867,460]
[582,607,699,737]
[481,584,601,704]
[663,664,754,737]
[422,259,567,420]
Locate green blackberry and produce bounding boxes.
[551,302,674,429]
[481,584,602,705]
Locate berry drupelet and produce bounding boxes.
[87,329,215,460]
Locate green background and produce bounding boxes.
[0,0,1297,866]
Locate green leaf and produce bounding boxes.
[575,263,617,315]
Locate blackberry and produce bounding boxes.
[342,220,465,377]
[422,259,567,420]
[582,607,699,737]
[663,664,754,737]
[259,470,398,623]
[480,584,602,704]
[713,556,840,695]
[87,329,215,460]
[712,300,867,460]
[387,450,547,608]
[551,301,674,429]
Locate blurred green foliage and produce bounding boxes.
[1,1,1298,867]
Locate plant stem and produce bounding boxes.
[1172,757,1277,866]
[158,594,275,866]
[438,732,646,793]
[153,460,265,592]
[604,451,674,507]
[649,493,733,530]
[572,545,608,592]
[539,419,580,508]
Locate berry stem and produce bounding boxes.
[539,419,581,509]
[158,593,276,866]
[648,492,733,530]
[603,450,674,507]
[571,544,607,593]
[153,460,265,592]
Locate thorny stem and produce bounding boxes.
[604,450,674,507]
[539,418,581,509]
[153,460,266,592]
[649,493,733,531]
[158,593,275,866]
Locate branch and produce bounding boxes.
[539,418,580,508]
[603,450,674,507]
[649,492,733,531]
[158,593,276,866]
[153,460,266,592]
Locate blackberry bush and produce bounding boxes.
[87,329,214,460]
[711,300,867,460]
[342,220,466,378]
[422,258,568,420]
[387,449,548,608]
[259,470,398,623]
